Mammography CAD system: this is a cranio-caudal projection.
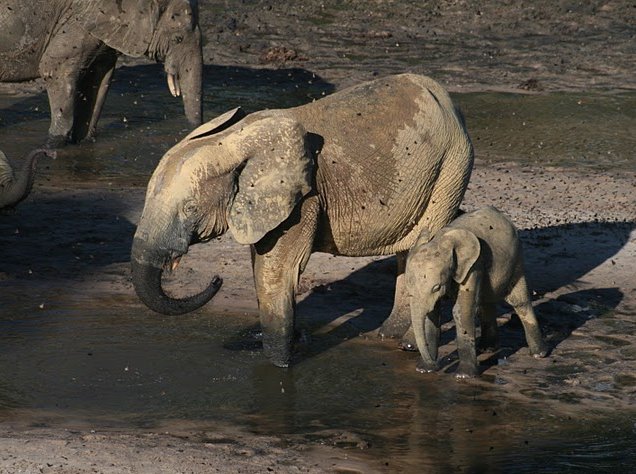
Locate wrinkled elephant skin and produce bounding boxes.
[0,0,203,145]
[131,74,475,367]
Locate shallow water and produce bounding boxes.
[455,91,636,171]
[1,69,635,471]
[0,285,634,472]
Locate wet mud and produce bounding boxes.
[1,0,635,472]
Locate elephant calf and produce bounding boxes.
[405,206,548,378]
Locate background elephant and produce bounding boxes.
[131,73,474,367]
[0,149,52,210]
[405,206,548,378]
[0,0,203,144]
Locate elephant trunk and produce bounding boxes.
[0,149,51,209]
[411,300,440,372]
[165,28,203,127]
[131,237,222,315]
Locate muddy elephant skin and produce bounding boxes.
[405,206,549,378]
[0,0,203,144]
[131,74,475,367]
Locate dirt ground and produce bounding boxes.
[1,1,635,472]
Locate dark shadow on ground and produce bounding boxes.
[479,286,624,371]
[291,221,634,368]
[0,192,136,280]
[0,63,335,135]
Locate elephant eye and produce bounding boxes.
[183,201,198,216]
[431,284,441,293]
[173,35,184,44]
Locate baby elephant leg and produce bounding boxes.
[477,302,499,353]
[453,283,480,378]
[400,326,417,351]
[505,276,549,358]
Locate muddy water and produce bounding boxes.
[455,91,636,171]
[1,71,635,471]
[0,286,634,472]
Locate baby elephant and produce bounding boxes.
[405,206,548,378]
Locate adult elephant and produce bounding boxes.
[131,74,474,367]
[0,0,203,145]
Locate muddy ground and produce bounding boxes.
[0,1,635,472]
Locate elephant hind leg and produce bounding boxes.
[505,276,548,358]
[252,196,319,367]
[379,251,411,340]
[72,47,118,143]
[477,301,499,353]
[386,151,472,344]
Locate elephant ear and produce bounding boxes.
[443,228,481,284]
[75,0,160,57]
[227,116,314,245]
[184,107,246,141]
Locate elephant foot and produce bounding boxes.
[455,363,479,379]
[529,340,549,358]
[416,358,438,373]
[263,336,293,368]
[378,312,411,340]
[265,352,291,368]
[399,327,418,351]
[477,338,499,354]
[86,127,98,141]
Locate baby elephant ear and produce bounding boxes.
[444,228,481,284]
[228,117,314,245]
[76,0,160,57]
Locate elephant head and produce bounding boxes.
[406,228,481,370]
[406,229,481,320]
[0,149,53,210]
[78,0,203,125]
[131,108,315,315]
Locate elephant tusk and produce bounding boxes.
[171,256,182,272]
[167,73,181,97]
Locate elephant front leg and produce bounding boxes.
[252,197,318,367]
[43,76,77,146]
[379,251,412,341]
[255,277,296,368]
[453,276,481,378]
[40,27,103,145]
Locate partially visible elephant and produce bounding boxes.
[131,73,474,367]
[405,206,549,378]
[0,0,203,144]
[0,148,53,210]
